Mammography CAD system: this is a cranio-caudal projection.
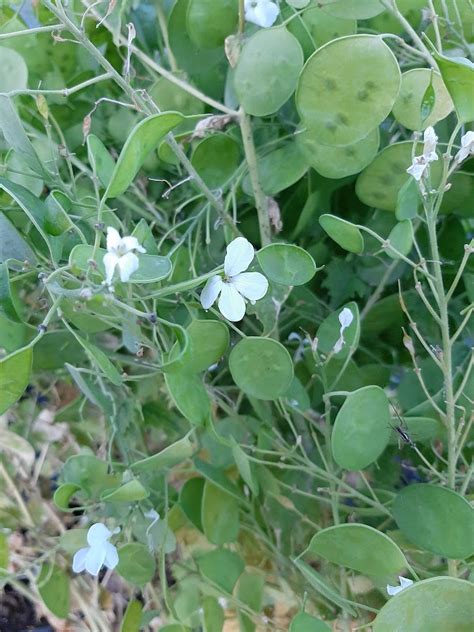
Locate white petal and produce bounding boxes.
[333,336,344,354]
[117,252,139,282]
[84,546,107,576]
[230,272,268,302]
[338,307,354,329]
[121,235,146,254]
[224,237,255,277]
[407,157,428,181]
[103,542,119,570]
[461,131,474,149]
[245,0,279,28]
[72,547,89,573]
[200,275,224,309]
[399,576,414,589]
[423,126,438,160]
[218,282,246,321]
[106,226,122,252]
[87,523,112,546]
[103,252,119,285]
[386,583,402,596]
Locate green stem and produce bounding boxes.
[239,110,272,246]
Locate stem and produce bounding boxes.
[239,110,271,246]
[0,24,65,39]
[1,72,113,98]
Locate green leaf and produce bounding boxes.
[433,53,474,123]
[202,481,240,545]
[319,215,364,254]
[314,0,383,18]
[131,433,194,473]
[232,442,259,495]
[229,337,294,401]
[121,599,143,632]
[191,134,240,189]
[0,533,8,570]
[257,243,316,286]
[69,333,123,386]
[0,346,32,415]
[0,262,21,322]
[0,47,27,91]
[65,364,114,416]
[58,529,88,553]
[202,596,224,632]
[374,577,474,632]
[194,458,244,501]
[296,35,400,146]
[69,244,172,284]
[392,69,452,131]
[53,483,81,510]
[331,385,391,470]
[37,564,70,619]
[101,479,149,503]
[105,112,184,198]
[387,220,414,259]
[116,543,156,585]
[388,416,441,445]
[317,302,360,359]
[235,27,304,117]
[87,134,115,189]
[180,477,205,531]
[237,572,264,632]
[396,177,420,221]
[0,213,36,264]
[393,484,474,559]
[165,371,211,425]
[0,96,45,176]
[167,319,229,374]
[61,454,116,498]
[242,142,309,196]
[289,612,331,632]
[186,0,238,48]
[306,524,407,576]
[0,429,35,470]
[197,548,244,594]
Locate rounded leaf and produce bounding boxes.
[290,612,331,632]
[187,0,238,48]
[374,577,474,632]
[297,127,380,179]
[331,385,392,470]
[242,142,308,196]
[393,484,474,559]
[168,319,229,374]
[306,524,407,576]
[319,215,364,254]
[165,371,211,426]
[116,543,156,585]
[257,243,316,286]
[316,0,384,19]
[317,302,360,359]
[296,35,400,146]
[234,27,304,117]
[387,220,414,259]
[0,47,28,92]
[392,69,453,130]
[0,347,32,415]
[229,337,294,400]
[191,134,240,189]
[197,548,244,594]
[202,482,239,545]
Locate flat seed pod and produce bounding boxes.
[297,126,380,179]
[392,69,453,130]
[317,0,384,19]
[356,141,442,211]
[301,7,356,50]
[234,27,304,117]
[374,577,474,632]
[296,35,401,146]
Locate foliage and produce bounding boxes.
[0,0,473,630]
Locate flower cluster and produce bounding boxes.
[406,126,438,186]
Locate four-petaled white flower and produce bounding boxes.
[455,131,474,164]
[406,126,438,182]
[333,307,354,354]
[72,523,120,577]
[244,0,279,28]
[200,237,268,322]
[386,576,414,596]
[103,226,145,286]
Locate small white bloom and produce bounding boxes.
[244,0,279,28]
[386,576,414,596]
[333,307,354,354]
[72,523,120,577]
[455,131,474,163]
[103,226,146,286]
[200,237,268,322]
[218,597,228,608]
[407,126,438,183]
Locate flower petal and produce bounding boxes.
[121,236,146,254]
[87,523,112,546]
[224,237,255,277]
[399,576,414,589]
[422,126,438,161]
[245,0,279,28]
[103,542,119,570]
[386,583,402,596]
[338,307,354,329]
[230,272,268,302]
[407,157,428,181]
[218,282,246,321]
[84,546,107,577]
[103,252,119,285]
[117,252,139,282]
[72,547,89,573]
[200,275,224,310]
[106,226,122,252]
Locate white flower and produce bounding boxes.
[200,237,268,322]
[333,307,354,354]
[244,0,279,28]
[103,226,145,286]
[407,127,438,182]
[455,131,474,163]
[72,523,120,577]
[387,576,414,596]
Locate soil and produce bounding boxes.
[0,584,53,632]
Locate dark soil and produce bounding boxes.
[0,584,53,632]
